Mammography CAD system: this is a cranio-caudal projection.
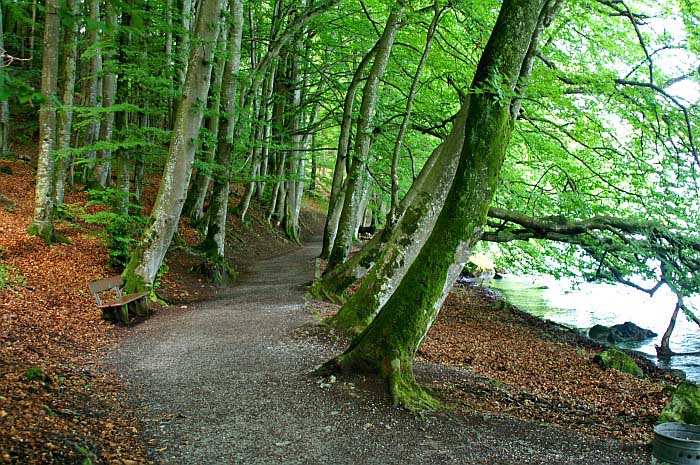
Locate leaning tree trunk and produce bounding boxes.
[196,0,243,285]
[183,27,229,225]
[122,0,223,292]
[327,4,404,270]
[311,105,461,300]
[322,0,561,411]
[30,0,61,243]
[54,0,79,208]
[388,3,443,225]
[319,43,378,259]
[329,104,468,333]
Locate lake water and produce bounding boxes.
[483,276,700,381]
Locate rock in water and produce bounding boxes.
[658,382,700,425]
[588,322,657,343]
[607,322,657,343]
[589,324,610,340]
[593,349,644,377]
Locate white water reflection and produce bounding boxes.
[483,276,700,381]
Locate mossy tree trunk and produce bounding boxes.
[311,106,462,300]
[122,0,224,292]
[30,0,60,244]
[323,0,561,410]
[326,3,404,270]
[196,0,243,286]
[329,104,468,333]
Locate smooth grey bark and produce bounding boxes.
[0,3,9,156]
[31,0,61,243]
[83,0,102,178]
[282,3,306,242]
[113,2,136,217]
[123,0,224,291]
[327,4,404,269]
[175,0,195,92]
[236,11,260,223]
[92,1,118,187]
[54,0,79,207]
[320,43,378,259]
[267,54,289,224]
[165,0,174,123]
[388,3,443,224]
[197,0,244,284]
[183,27,229,224]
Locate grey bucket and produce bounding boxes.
[654,423,700,465]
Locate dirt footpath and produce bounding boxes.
[111,242,650,464]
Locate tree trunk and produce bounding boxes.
[389,3,442,225]
[319,43,378,259]
[282,6,306,242]
[83,0,102,182]
[327,4,404,269]
[323,0,560,411]
[657,301,681,357]
[312,105,460,300]
[0,3,9,156]
[31,0,61,243]
[330,104,468,333]
[236,13,261,223]
[196,0,243,285]
[267,54,289,224]
[183,27,229,224]
[54,0,79,208]
[122,0,224,291]
[92,1,118,187]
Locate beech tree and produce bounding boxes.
[320,0,563,410]
[30,0,61,243]
[122,0,224,291]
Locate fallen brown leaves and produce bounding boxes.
[419,285,675,443]
[0,160,151,464]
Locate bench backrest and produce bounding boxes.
[88,275,124,295]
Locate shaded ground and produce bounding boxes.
[113,241,652,465]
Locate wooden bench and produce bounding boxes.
[88,275,149,325]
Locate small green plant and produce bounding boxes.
[0,262,24,291]
[0,165,12,175]
[83,189,147,267]
[73,442,97,465]
[24,367,46,382]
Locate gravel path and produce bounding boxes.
[112,242,652,464]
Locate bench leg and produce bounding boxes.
[130,297,149,317]
[118,304,130,325]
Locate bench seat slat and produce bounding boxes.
[96,291,149,309]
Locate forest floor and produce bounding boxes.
[0,155,678,464]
